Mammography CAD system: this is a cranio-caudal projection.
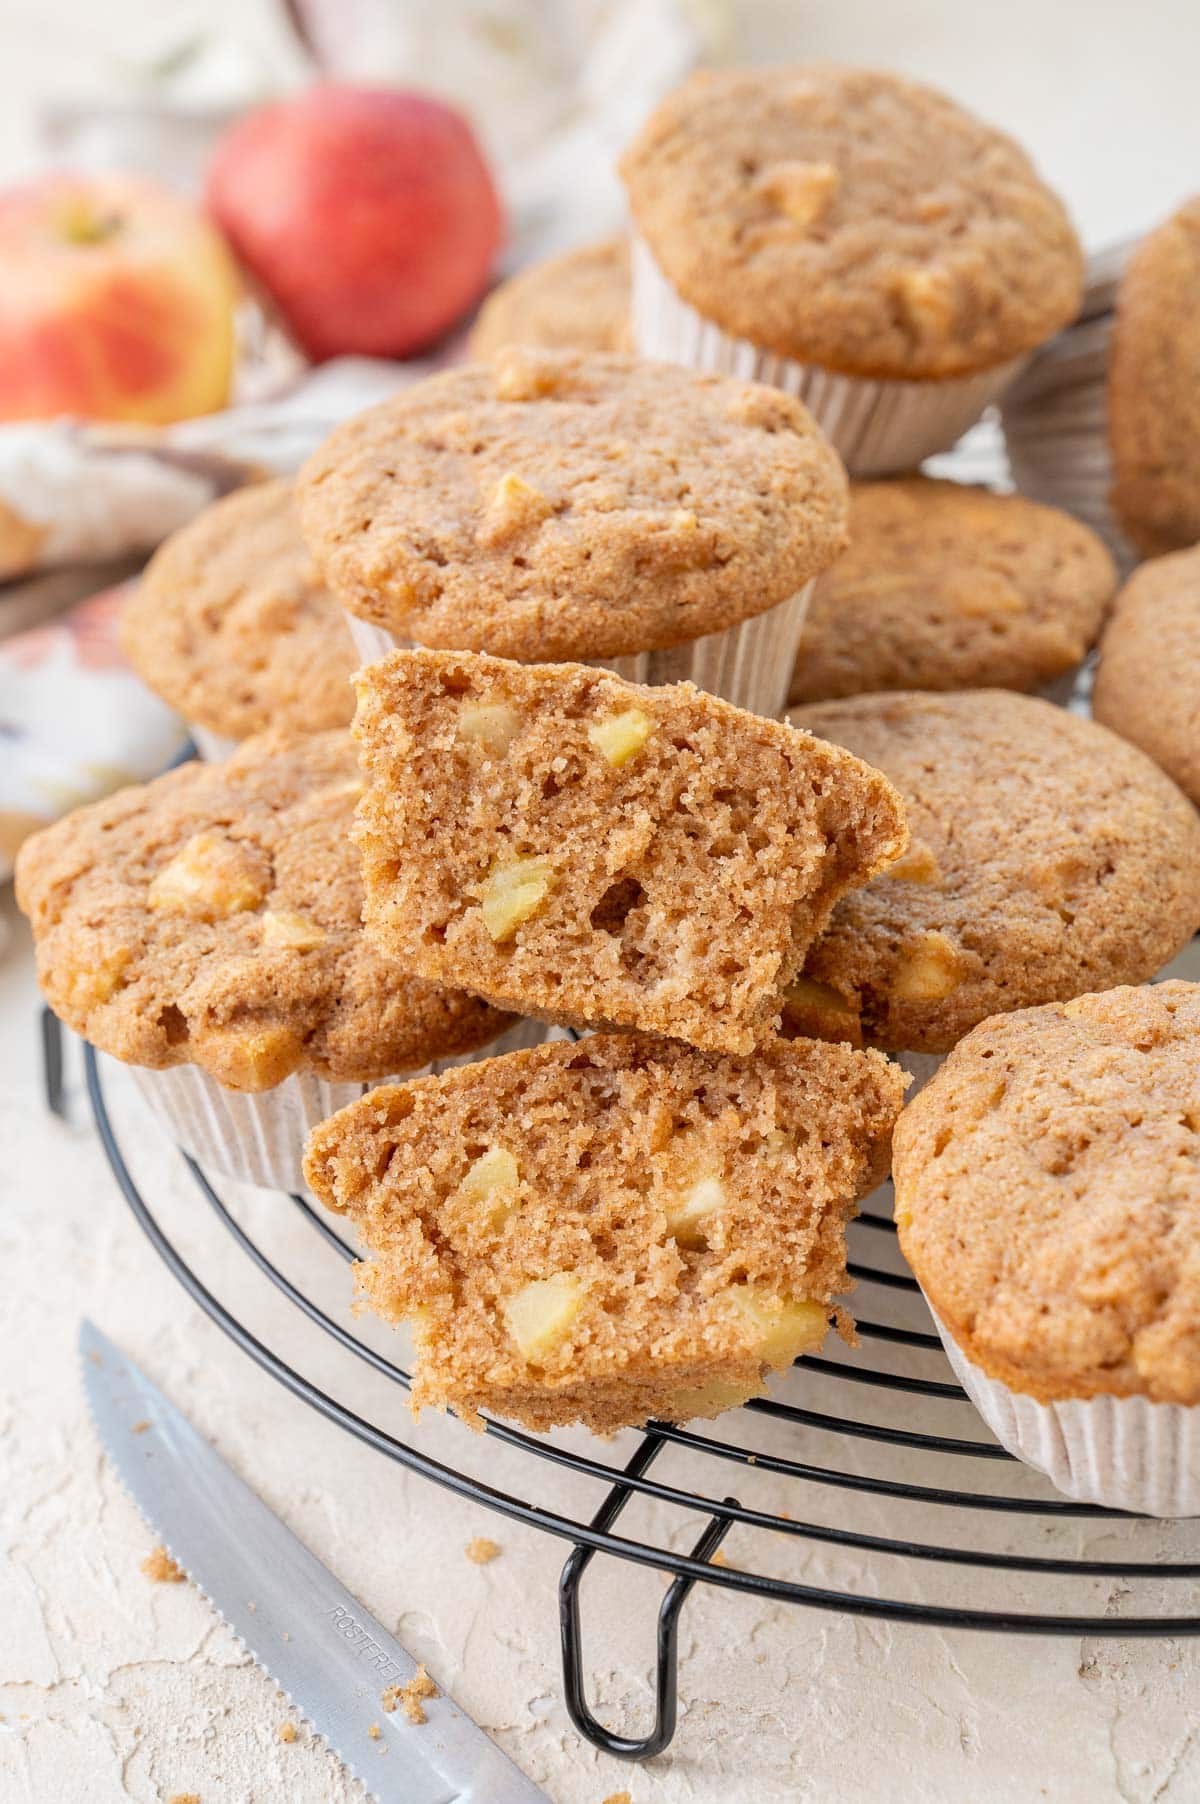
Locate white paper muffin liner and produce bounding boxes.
[895,1049,945,1101]
[189,724,240,762]
[629,234,1027,478]
[1000,238,1140,575]
[1036,666,1086,710]
[1001,317,1139,576]
[343,580,815,720]
[857,1052,946,1217]
[128,1017,555,1195]
[929,1308,1200,1516]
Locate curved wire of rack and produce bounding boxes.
[78,1034,1200,1762]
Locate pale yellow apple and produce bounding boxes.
[0,172,238,425]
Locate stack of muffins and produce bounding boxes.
[18,66,1200,1514]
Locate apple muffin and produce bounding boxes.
[789,477,1117,704]
[298,350,846,664]
[784,691,1200,1055]
[297,348,847,717]
[351,648,908,1055]
[303,1031,904,1433]
[620,66,1081,474]
[470,237,631,358]
[15,730,518,1191]
[1092,544,1200,806]
[15,728,509,1086]
[1108,197,1200,557]
[892,981,1200,1513]
[621,66,1082,382]
[121,479,357,756]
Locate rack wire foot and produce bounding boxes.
[559,1436,734,1759]
[42,1006,66,1118]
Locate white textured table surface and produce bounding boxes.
[5,883,1200,1804]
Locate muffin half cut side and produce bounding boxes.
[304,1032,904,1434]
[352,649,909,1054]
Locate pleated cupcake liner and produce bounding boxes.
[930,1308,1200,1516]
[343,580,815,720]
[629,233,1028,478]
[128,1017,556,1195]
[1001,319,1138,575]
[188,723,241,762]
[1000,240,1141,575]
[1037,665,1087,709]
[895,1050,946,1099]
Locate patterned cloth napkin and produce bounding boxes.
[0,584,183,884]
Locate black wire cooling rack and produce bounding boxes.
[57,1014,1200,1763]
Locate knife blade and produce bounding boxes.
[80,1319,550,1804]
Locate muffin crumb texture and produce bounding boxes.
[352,650,908,1054]
[303,1032,903,1434]
[297,350,848,659]
[15,731,511,1088]
[787,691,1200,1052]
[382,1667,437,1725]
[141,1545,185,1584]
[894,983,1200,1404]
[620,65,1082,376]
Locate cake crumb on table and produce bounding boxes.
[465,1536,501,1564]
[168,1794,200,1804]
[130,1419,150,1434]
[141,1545,185,1584]
[603,1791,633,1803]
[278,1722,297,1743]
[382,1665,437,1725]
[368,1723,381,1740]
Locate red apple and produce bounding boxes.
[206,85,504,362]
[0,173,239,425]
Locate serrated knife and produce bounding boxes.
[80,1320,550,1804]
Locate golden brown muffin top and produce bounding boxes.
[620,66,1082,378]
[15,730,510,1090]
[1092,543,1200,807]
[893,982,1200,1404]
[122,480,357,741]
[297,349,848,661]
[786,691,1200,1053]
[470,238,631,358]
[789,477,1117,704]
[1108,198,1200,556]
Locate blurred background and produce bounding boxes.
[4,0,1200,247]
